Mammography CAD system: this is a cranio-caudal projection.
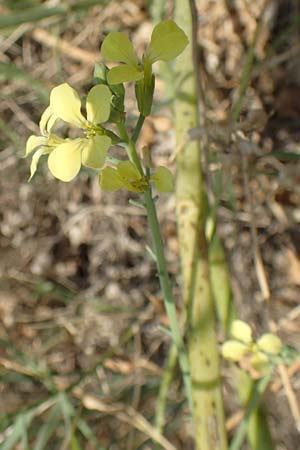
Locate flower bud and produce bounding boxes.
[257,333,282,355]
[230,320,253,344]
[222,340,248,362]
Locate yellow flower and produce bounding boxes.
[222,321,283,377]
[99,161,173,193]
[25,83,112,182]
[25,106,64,181]
[230,320,253,344]
[222,340,248,362]
[257,333,282,355]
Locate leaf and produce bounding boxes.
[107,64,143,85]
[151,166,173,192]
[99,166,124,191]
[148,20,189,62]
[33,403,61,450]
[101,32,138,68]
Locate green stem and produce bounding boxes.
[155,343,178,435]
[132,115,145,143]
[118,116,193,411]
[144,189,193,411]
[117,122,143,174]
[229,374,271,450]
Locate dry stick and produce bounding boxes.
[231,0,271,303]
[174,1,227,449]
[240,153,270,301]
[31,28,99,65]
[228,4,276,450]
[277,364,300,433]
[80,394,178,450]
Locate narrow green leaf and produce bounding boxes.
[1,411,35,450]
[77,419,107,450]
[0,62,48,101]
[33,403,61,450]
[70,433,83,450]
[0,1,110,30]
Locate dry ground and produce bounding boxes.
[1,0,300,449]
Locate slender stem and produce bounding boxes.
[229,374,271,450]
[132,115,145,143]
[144,189,193,411]
[117,122,143,174]
[119,109,193,412]
[155,343,178,436]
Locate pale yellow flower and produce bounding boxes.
[25,106,63,181]
[26,83,112,182]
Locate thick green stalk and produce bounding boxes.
[174,1,227,449]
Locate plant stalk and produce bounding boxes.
[174,1,227,449]
[144,188,193,411]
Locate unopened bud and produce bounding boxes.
[257,333,282,355]
[231,320,253,344]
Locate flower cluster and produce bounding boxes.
[25,20,188,192]
[222,320,282,376]
[26,83,112,182]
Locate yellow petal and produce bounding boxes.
[222,340,248,362]
[81,135,111,169]
[257,334,282,355]
[29,147,47,181]
[48,140,82,182]
[230,320,253,344]
[39,106,58,135]
[86,85,112,124]
[25,135,48,156]
[99,166,125,191]
[50,83,86,128]
[151,166,173,192]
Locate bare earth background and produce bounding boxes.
[1,0,300,449]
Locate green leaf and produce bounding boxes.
[101,32,138,68]
[107,65,143,84]
[99,166,124,191]
[33,403,61,450]
[148,20,189,62]
[151,166,173,192]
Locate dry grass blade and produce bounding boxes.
[277,364,300,434]
[31,28,99,65]
[80,394,178,450]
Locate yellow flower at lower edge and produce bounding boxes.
[99,161,173,193]
[25,83,112,182]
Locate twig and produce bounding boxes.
[278,364,300,433]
